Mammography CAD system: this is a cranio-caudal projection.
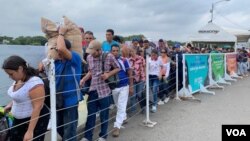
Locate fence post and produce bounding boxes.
[142,54,157,128]
[175,54,180,100]
[182,54,186,96]
[49,59,57,141]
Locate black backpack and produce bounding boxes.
[101,53,119,90]
[0,115,9,141]
[38,73,51,108]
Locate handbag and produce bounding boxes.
[0,116,9,141]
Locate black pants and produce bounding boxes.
[168,69,176,91]
[9,106,50,141]
[178,67,183,91]
[158,78,170,100]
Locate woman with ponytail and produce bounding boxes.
[2,55,49,141]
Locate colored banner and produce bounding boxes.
[185,55,209,93]
[226,54,237,75]
[211,54,225,81]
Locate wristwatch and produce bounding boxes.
[59,33,64,36]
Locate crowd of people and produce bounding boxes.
[79,29,179,141]
[1,26,250,141]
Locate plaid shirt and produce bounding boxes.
[87,53,120,98]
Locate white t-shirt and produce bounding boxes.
[148,57,162,76]
[158,56,171,78]
[8,76,44,119]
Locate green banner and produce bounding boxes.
[211,54,225,81]
[185,55,209,93]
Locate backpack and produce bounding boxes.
[243,53,248,62]
[101,53,119,90]
[0,107,12,141]
[38,73,51,108]
[0,116,9,141]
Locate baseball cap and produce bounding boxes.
[132,38,139,42]
[86,40,101,54]
[174,43,180,48]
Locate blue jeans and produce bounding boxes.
[84,91,110,141]
[57,105,78,141]
[149,75,159,106]
[130,81,145,113]
[239,62,248,75]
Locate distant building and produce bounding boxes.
[189,22,237,50]
[2,39,10,44]
[224,28,250,49]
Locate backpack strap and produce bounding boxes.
[71,67,83,102]
[101,53,119,84]
[102,53,109,73]
[117,58,126,73]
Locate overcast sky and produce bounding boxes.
[0,0,249,41]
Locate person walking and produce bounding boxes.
[80,40,120,141]
[2,55,49,141]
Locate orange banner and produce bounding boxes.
[226,54,237,75]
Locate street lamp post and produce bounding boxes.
[210,0,230,23]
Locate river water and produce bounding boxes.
[0,45,46,106]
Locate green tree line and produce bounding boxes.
[116,34,183,46]
[122,34,145,41]
[0,35,183,47]
[0,36,47,46]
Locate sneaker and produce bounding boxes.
[97,137,106,141]
[80,138,89,141]
[47,119,51,130]
[109,104,115,110]
[164,97,170,104]
[96,111,100,118]
[151,106,157,113]
[122,119,128,125]
[140,108,145,114]
[112,127,120,137]
[157,100,164,105]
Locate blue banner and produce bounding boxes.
[185,55,209,93]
